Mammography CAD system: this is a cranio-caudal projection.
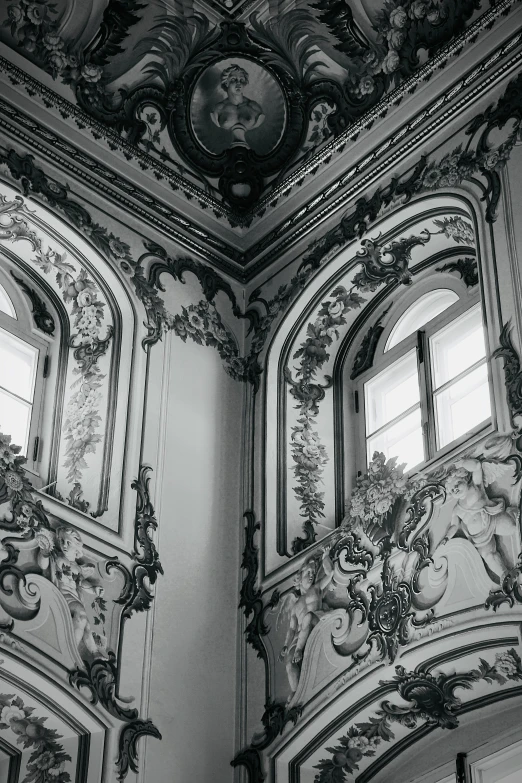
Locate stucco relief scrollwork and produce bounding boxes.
[236,433,522,781]
[0,430,163,778]
[314,650,522,783]
[0,188,115,512]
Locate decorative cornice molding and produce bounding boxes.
[0,6,519,280]
[0,120,241,276]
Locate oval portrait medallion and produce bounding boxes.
[190,57,286,157]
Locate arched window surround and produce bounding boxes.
[261,192,509,577]
[350,275,492,475]
[0,180,140,537]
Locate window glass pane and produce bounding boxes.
[365,350,419,434]
[367,406,424,471]
[435,362,490,448]
[430,304,485,388]
[0,327,38,402]
[0,283,16,319]
[0,389,31,454]
[385,289,459,351]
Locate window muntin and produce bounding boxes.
[430,305,490,449]
[0,282,16,319]
[385,288,459,352]
[360,291,491,471]
[0,325,39,455]
[430,304,486,387]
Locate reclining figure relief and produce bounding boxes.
[37,526,107,660]
[279,546,334,702]
[443,458,519,581]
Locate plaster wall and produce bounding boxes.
[143,329,243,782]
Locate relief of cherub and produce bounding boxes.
[278,546,334,700]
[443,458,518,580]
[37,526,107,659]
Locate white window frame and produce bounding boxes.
[0,280,49,475]
[354,280,494,473]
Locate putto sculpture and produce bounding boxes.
[443,458,518,580]
[37,526,107,659]
[279,546,334,701]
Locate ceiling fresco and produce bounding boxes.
[0,0,500,223]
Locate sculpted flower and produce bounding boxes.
[187,311,205,331]
[328,299,345,318]
[363,49,382,74]
[389,6,408,27]
[359,75,376,95]
[410,0,428,19]
[482,150,500,171]
[0,447,15,465]
[427,9,440,23]
[348,735,369,749]
[108,237,128,258]
[48,52,68,73]
[48,761,65,777]
[43,33,64,51]
[76,290,93,308]
[34,750,56,771]
[26,3,47,25]
[382,50,400,74]
[81,63,103,83]
[494,651,519,676]
[367,485,382,502]
[4,471,23,491]
[387,29,406,50]
[422,167,441,188]
[375,497,392,515]
[7,6,23,23]
[350,497,365,516]
[1,705,25,724]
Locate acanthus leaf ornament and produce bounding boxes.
[314,651,522,782]
[493,322,522,440]
[436,257,478,288]
[116,718,162,781]
[350,305,392,380]
[10,271,55,334]
[113,465,163,621]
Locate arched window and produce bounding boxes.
[357,285,491,471]
[0,275,48,465]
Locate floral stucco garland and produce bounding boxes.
[285,216,474,551]
[314,649,522,783]
[343,451,421,533]
[0,195,112,495]
[342,0,471,99]
[0,692,72,782]
[4,0,107,98]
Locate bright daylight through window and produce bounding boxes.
[0,281,40,456]
[363,290,491,471]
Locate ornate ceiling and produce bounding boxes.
[0,0,520,280]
